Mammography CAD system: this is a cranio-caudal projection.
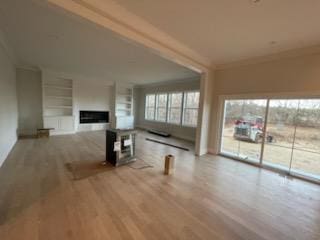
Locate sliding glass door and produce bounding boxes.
[221,99,267,163]
[221,100,242,157]
[220,97,320,182]
[290,99,320,179]
[262,99,299,171]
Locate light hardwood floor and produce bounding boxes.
[0,130,320,240]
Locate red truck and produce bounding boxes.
[234,116,273,143]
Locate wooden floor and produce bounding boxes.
[0,131,320,240]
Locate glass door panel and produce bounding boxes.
[220,99,267,163]
[262,99,299,171]
[221,97,320,183]
[237,100,267,163]
[221,100,242,158]
[291,99,320,180]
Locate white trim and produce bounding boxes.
[16,65,41,72]
[135,125,195,142]
[50,131,76,136]
[216,45,320,70]
[0,137,17,168]
[40,67,114,87]
[207,148,217,155]
[218,91,320,102]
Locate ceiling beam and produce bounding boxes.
[46,0,211,74]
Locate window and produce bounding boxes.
[183,91,200,126]
[145,94,156,120]
[144,90,200,128]
[168,92,183,124]
[155,93,168,122]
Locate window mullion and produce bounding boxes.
[260,99,270,165]
[166,93,169,122]
[181,92,185,125]
[154,94,157,120]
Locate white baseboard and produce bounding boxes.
[77,123,109,132]
[0,136,17,168]
[207,148,218,155]
[50,131,76,136]
[135,125,195,142]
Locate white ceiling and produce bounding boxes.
[0,0,199,85]
[115,0,320,66]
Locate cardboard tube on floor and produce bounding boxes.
[164,155,175,175]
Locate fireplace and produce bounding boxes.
[80,111,109,124]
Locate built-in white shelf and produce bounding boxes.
[44,84,72,90]
[46,105,73,109]
[46,96,73,100]
[42,75,73,117]
[112,83,134,129]
[115,85,133,117]
[117,101,132,105]
[117,94,132,97]
[42,71,75,135]
[117,108,131,112]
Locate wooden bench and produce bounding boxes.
[37,128,54,138]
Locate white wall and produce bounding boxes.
[73,80,112,132]
[134,78,200,141]
[16,68,42,136]
[209,53,320,153]
[0,44,18,167]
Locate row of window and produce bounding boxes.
[145,91,200,127]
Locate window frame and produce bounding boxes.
[145,94,156,120]
[155,93,168,122]
[143,90,200,129]
[182,91,200,127]
[167,92,184,125]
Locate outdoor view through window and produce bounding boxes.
[145,91,199,126]
[221,98,320,181]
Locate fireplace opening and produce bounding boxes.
[80,111,109,124]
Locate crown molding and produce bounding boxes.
[215,44,320,70]
[16,65,41,72]
[46,0,211,73]
[40,66,114,86]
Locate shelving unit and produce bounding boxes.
[43,84,72,90]
[46,96,72,100]
[112,83,134,129]
[115,85,133,117]
[43,77,73,117]
[42,71,75,135]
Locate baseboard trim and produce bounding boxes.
[0,137,17,168]
[135,125,195,142]
[207,148,217,155]
[50,131,76,136]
